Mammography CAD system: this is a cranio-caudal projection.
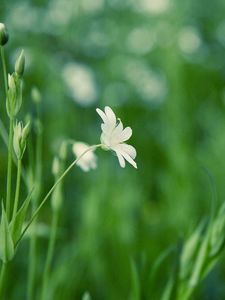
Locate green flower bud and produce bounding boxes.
[6,73,22,118]
[15,49,25,77]
[13,121,30,159]
[0,23,9,46]
[59,141,67,160]
[31,87,41,104]
[52,156,60,176]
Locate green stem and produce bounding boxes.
[0,46,8,96]
[12,159,22,220]
[27,220,37,300]
[6,117,14,219]
[27,120,43,300]
[0,263,7,298]
[16,144,102,246]
[40,209,59,300]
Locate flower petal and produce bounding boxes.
[119,143,137,159]
[112,144,137,168]
[104,106,116,126]
[119,126,132,142]
[96,108,107,123]
[115,150,126,168]
[122,152,137,169]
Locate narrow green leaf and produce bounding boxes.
[180,219,206,280]
[129,259,140,300]
[0,203,14,263]
[9,189,33,244]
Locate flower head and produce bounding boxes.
[72,142,97,172]
[96,106,137,169]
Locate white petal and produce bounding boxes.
[104,106,116,126]
[96,108,107,123]
[122,152,137,168]
[115,150,126,168]
[112,144,137,169]
[119,143,137,159]
[119,126,132,142]
[112,121,124,136]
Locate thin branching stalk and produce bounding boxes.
[40,208,59,300]
[16,144,102,246]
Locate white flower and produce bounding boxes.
[96,106,137,169]
[72,142,97,172]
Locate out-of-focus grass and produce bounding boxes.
[1,0,225,299]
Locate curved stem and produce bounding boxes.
[6,117,14,219]
[16,144,102,246]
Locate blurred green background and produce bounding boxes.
[0,0,225,299]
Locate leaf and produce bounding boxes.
[129,259,140,300]
[9,189,33,245]
[0,203,14,263]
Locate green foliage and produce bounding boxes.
[0,204,14,263]
[0,0,225,299]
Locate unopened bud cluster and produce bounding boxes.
[13,121,30,160]
[6,50,25,118]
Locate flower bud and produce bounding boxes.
[15,49,25,77]
[52,156,60,176]
[6,73,22,118]
[13,121,30,159]
[51,158,63,211]
[59,141,67,160]
[0,23,9,46]
[31,87,41,104]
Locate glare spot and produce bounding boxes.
[62,63,98,107]
[178,27,202,54]
[136,0,170,14]
[7,3,39,31]
[126,27,156,55]
[124,59,167,106]
[81,0,104,12]
[47,0,75,27]
[216,21,225,47]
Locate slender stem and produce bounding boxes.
[6,117,14,219]
[16,144,102,246]
[12,159,22,220]
[0,263,7,298]
[0,46,8,96]
[27,225,37,300]
[40,209,59,300]
[27,120,42,300]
